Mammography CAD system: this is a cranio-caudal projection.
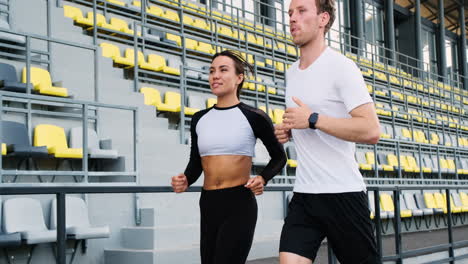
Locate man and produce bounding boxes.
[275,0,381,263]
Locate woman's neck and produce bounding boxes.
[216,94,240,108]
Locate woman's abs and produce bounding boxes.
[202,155,252,190]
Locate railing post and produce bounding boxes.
[56,192,67,264]
[394,189,402,264]
[374,189,383,264]
[446,189,454,263]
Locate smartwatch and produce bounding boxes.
[308,113,319,129]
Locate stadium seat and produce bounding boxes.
[259,106,274,119]
[34,124,83,158]
[218,26,234,37]
[192,18,210,30]
[435,193,462,213]
[368,191,391,219]
[21,67,69,97]
[406,155,431,173]
[108,18,140,36]
[50,197,110,240]
[380,193,412,218]
[140,54,180,75]
[106,0,126,6]
[273,109,285,124]
[3,198,57,244]
[185,38,198,50]
[365,152,393,171]
[100,43,134,67]
[2,143,6,155]
[416,193,443,215]
[187,95,205,111]
[402,193,427,217]
[162,10,180,22]
[166,33,182,46]
[1,121,49,159]
[197,41,216,54]
[0,17,26,44]
[206,98,217,108]
[69,127,119,159]
[0,62,31,92]
[355,151,372,171]
[140,87,180,112]
[147,5,164,17]
[451,193,468,212]
[0,198,21,248]
[183,15,195,26]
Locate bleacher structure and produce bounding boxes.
[0,0,467,263]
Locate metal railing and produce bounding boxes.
[0,185,467,263]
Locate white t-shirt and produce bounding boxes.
[286,47,373,193]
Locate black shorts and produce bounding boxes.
[279,191,378,264]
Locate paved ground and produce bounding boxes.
[247,225,468,264]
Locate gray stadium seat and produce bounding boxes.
[414,193,443,215]
[0,18,26,44]
[69,127,118,159]
[3,198,57,244]
[50,197,110,264]
[0,198,21,247]
[2,121,49,158]
[188,94,206,110]
[0,63,31,93]
[50,197,110,240]
[402,193,424,217]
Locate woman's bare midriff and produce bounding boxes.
[201,155,252,190]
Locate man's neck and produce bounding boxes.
[298,38,327,70]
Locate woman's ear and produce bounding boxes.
[237,73,244,85]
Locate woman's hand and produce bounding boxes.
[171,173,188,193]
[245,176,266,195]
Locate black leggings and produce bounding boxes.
[200,185,258,264]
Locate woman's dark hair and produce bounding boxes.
[211,50,254,99]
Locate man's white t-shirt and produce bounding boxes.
[285,47,373,194]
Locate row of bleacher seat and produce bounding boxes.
[139,87,285,124]
[355,150,468,175]
[63,3,297,57]
[0,196,109,263]
[70,0,294,42]
[368,191,468,232]
[380,124,468,147]
[0,120,118,160]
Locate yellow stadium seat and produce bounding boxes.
[218,26,234,37]
[109,18,140,35]
[366,152,393,171]
[63,5,84,20]
[185,38,198,50]
[424,193,439,210]
[287,45,297,56]
[163,10,180,22]
[78,12,109,28]
[22,67,68,97]
[166,33,182,46]
[232,30,245,41]
[247,34,257,45]
[193,19,210,30]
[34,124,83,158]
[183,15,194,26]
[141,54,179,75]
[197,42,216,54]
[273,109,285,124]
[406,155,431,173]
[259,106,274,120]
[140,87,180,112]
[380,193,412,218]
[2,143,6,156]
[275,61,285,72]
[276,42,286,52]
[100,43,134,67]
[435,193,462,213]
[147,5,164,17]
[114,48,145,67]
[206,98,217,108]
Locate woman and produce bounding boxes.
[171,50,286,264]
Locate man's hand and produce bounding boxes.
[245,176,266,195]
[283,96,313,130]
[171,173,188,193]
[274,123,291,144]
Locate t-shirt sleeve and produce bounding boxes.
[183,111,204,186]
[337,59,373,113]
[240,105,287,184]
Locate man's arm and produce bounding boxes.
[283,97,380,144]
[315,102,380,144]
